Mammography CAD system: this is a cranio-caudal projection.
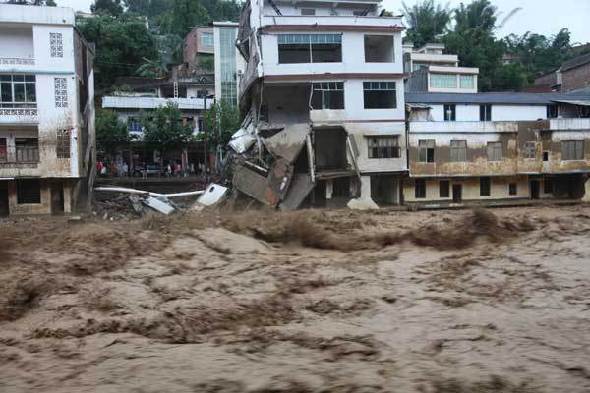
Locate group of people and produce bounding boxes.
[96,160,128,177]
[96,159,205,178]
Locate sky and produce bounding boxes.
[56,0,589,44]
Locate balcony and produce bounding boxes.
[0,107,39,125]
[548,118,590,131]
[0,145,39,168]
[262,15,404,32]
[409,121,518,134]
[102,96,213,110]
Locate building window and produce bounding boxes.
[363,82,396,109]
[0,75,36,108]
[543,151,549,161]
[561,140,584,160]
[15,138,39,162]
[0,138,6,162]
[200,32,213,47]
[56,129,71,159]
[219,27,238,104]
[364,35,394,63]
[54,77,68,108]
[459,75,475,89]
[522,141,536,159]
[367,136,400,159]
[277,34,342,64]
[301,8,316,15]
[128,118,143,133]
[547,104,559,119]
[430,74,457,89]
[418,139,435,163]
[480,104,492,121]
[440,180,449,198]
[480,177,491,197]
[450,139,467,162]
[509,183,517,196]
[50,32,63,58]
[311,82,344,109]
[17,179,41,204]
[443,104,456,121]
[544,178,553,194]
[415,179,426,199]
[487,141,503,161]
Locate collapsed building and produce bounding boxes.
[231,0,407,209]
[0,4,95,216]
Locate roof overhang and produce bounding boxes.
[552,99,590,107]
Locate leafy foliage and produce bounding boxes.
[77,15,158,88]
[202,101,241,149]
[96,109,130,155]
[142,104,195,154]
[402,0,451,48]
[91,0,124,16]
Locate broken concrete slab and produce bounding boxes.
[194,184,228,210]
[233,163,270,205]
[143,196,175,215]
[228,126,257,154]
[279,174,314,211]
[233,158,294,207]
[263,123,310,162]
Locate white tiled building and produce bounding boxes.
[0,4,95,216]
[237,0,407,207]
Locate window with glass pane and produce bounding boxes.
[201,32,213,47]
[450,140,467,162]
[561,140,584,160]
[0,75,36,108]
[480,177,491,196]
[367,136,400,159]
[479,104,491,121]
[419,139,435,162]
[415,179,426,198]
[430,74,457,88]
[443,104,456,121]
[277,34,341,64]
[487,142,503,161]
[460,75,474,89]
[363,82,396,109]
[311,82,344,109]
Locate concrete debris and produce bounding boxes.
[263,124,309,163]
[228,126,257,154]
[143,196,175,215]
[194,184,228,210]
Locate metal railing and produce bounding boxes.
[0,107,38,117]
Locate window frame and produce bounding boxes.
[16,178,41,205]
[522,141,536,159]
[311,82,344,110]
[439,180,450,198]
[431,73,457,89]
[480,177,491,197]
[415,179,426,199]
[200,32,214,47]
[418,139,435,163]
[487,141,503,161]
[277,34,342,64]
[364,34,395,63]
[479,104,492,121]
[56,129,71,159]
[450,139,467,162]
[363,81,396,109]
[508,183,517,196]
[0,74,36,108]
[561,140,584,161]
[443,104,456,121]
[367,136,400,159]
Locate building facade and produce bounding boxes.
[404,92,590,205]
[213,22,244,106]
[235,0,406,208]
[0,4,95,216]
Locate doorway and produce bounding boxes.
[452,184,462,203]
[51,183,64,214]
[0,183,8,217]
[530,180,540,200]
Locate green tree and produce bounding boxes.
[142,104,195,161]
[202,100,240,149]
[96,109,129,156]
[77,15,158,88]
[493,63,528,91]
[91,0,124,16]
[159,0,209,37]
[402,0,451,48]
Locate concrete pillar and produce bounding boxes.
[325,179,333,200]
[63,182,73,214]
[347,176,379,210]
[582,177,590,202]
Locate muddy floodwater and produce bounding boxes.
[0,205,589,392]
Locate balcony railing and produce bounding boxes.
[0,146,39,164]
[549,118,590,131]
[0,57,35,66]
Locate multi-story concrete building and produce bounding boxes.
[0,4,95,216]
[534,53,590,93]
[183,26,214,69]
[235,0,406,208]
[404,91,590,205]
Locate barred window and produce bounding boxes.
[50,32,63,58]
[311,82,344,109]
[56,129,70,158]
[487,141,503,161]
[418,139,435,163]
[367,136,400,159]
[561,140,584,160]
[450,140,467,162]
[54,78,68,108]
[522,141,536,159]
